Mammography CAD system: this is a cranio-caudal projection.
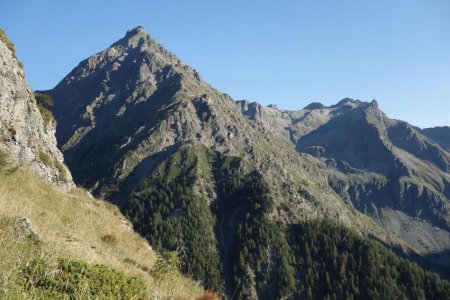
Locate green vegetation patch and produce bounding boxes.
[34,93,55,125]
[38,151,68,182]
[38,151,53,167]
[150,251,181,283]
[22,257,147,299]
[0,215,147,299]
[54,161,68,182]
[0,149,17,174]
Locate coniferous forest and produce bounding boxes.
[125,143,450,299]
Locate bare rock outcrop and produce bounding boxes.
[0,30,73,189]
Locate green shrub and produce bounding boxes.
[0,28,23,69]
[34,93,55,125]
[150,251,181,282]
[101,234,117,245]
[39,153,70,183]
[38,151,53,167]
[0,149,17,174]
[22,257,147,299]
[54,161,68,182]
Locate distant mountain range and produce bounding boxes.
[32,26,450,298]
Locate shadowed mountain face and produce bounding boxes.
[46,26,198,193]
[422,126,450,152]
[45,27,450,297]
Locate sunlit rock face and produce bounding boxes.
[0,31,72,189]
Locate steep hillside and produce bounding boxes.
[290,219,450,299]
[0,29,72,189]
[45,26,450,297]
[125,141,296,296]
[125,141,450,298]
[0,164,206,299]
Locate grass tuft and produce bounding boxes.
[0,28,23,70]
[0,149,17,175]
[54,161,68,182]
[38,151,53,167]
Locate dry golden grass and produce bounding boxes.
[0,167,206,299]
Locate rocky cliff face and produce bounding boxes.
[0,30,72,189]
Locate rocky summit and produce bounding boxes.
[43,26,450,298]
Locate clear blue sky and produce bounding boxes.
[1,0,449,128]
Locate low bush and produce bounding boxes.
[22,257,147,298]
[38,151,53,167]
[0,28,23,69]
[54,161,68,182]
[150,251,181,282]
[0,149,17,174]
[34,93,55,125]
[101,234,117,245]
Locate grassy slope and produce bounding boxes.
[0,167,206,299]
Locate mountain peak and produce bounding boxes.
[336,98,357,105]
[114,26,155,50]
[125,26,147,37]
[303,102,325,110]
